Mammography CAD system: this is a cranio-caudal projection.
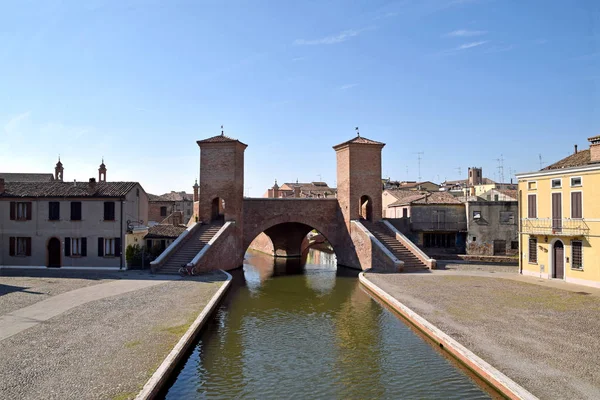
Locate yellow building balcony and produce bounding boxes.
[521,218,590,236]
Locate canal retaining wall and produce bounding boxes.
[135,270,232,400]
[359,272,537,400]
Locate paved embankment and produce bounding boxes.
[363,270,600,400]
[0,269,228,400]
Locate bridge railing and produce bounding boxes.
[150,222,202,273]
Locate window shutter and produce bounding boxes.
[98,238,104,257]
[10,202,15,220]
[26,238,32,256]
[571,192,582,219]
[115,237,122,256]
[9,237,15,256]
[26,202,32,220]
[65,237,71,256]
[81,238,87,257]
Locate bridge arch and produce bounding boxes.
[242,199,341,260]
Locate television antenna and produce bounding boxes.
[413,152,424,181]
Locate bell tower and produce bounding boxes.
[196,127,247,224]
[334,128,385,229]
[55,157,64,182]
[98,158,107,182]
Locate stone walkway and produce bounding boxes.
[0,269,227,400]
[364,269,600,400]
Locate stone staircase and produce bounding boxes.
[155,223,222,274]
[362,221,428,271]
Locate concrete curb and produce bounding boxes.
[359,272,538,400]
[135,270,233,400]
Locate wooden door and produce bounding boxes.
[48,238,61,268]
[553,241,564,279]
[552,193,562,232]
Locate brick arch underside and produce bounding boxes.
[242,199,342,258]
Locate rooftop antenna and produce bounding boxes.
[413,152,424,181]
[317,173,322,181]
[538,153,544,169]
[221,125,224,136]
[455,166,462,177]
[495,154,505,183]
[355,126,360,137]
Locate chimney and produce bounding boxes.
[574,144,578,154]
[589,135,600,163]
[0,178,4,194]
[88,178,96,194]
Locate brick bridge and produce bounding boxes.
[151,132,435,274]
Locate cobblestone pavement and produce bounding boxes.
[0,269,227,400]
[365,270,600,400]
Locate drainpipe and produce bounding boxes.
[120,199,124,269]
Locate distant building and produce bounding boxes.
[480,188,518,202]
[263,180,337,198]
[0,159,148,268]
[144,224,187,253]
[440,167,516,196]
[148,190,194,226]
[517,136,600,288]
[382,179,440,191]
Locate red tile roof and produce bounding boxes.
[541,149,594,170]
[333,135,385,149]
[144,224,187,239]
[1,181,138,198]
[196,134,247,146]
[0,173,54,182]
[388,191,461,206]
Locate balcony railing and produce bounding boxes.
[411,221,468,231]
[521,218,590,236]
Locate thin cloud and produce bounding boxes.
[339,83,358,90]
[292,57,305,62]
[445,29,487,37]
[294,29,363,45]
[4,111,31,136]
[457,40,488,50]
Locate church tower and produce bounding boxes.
[99,158,107,182]
[55,157,64,182]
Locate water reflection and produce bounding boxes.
[163,248,493,399]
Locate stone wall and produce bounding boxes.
[465,201,519,256]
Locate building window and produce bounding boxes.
[473,211,481,219]
[500,211,515,225]
[98,237,121,257]
[65,237,87,257]
[472,236,477,242]
[527,194,537,218]
[104,202,116,221]
[10,202,32,221]
[571,192,582,219]
[494,194,499,201]
[570,177,582,187]
[571,241,583,270]
[160,206,167,217]
[9,237,32,256]
[49,202,60,221]
[511,241,519,250]
[71,202,82,221]
[528,237,537,263]
[551,179,561,188]
[528,181,537,190]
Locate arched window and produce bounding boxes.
[211,197,225,222]
[359,195,373,221]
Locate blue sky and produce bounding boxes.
[1,0,598,196]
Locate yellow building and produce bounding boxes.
[516,135,600,288]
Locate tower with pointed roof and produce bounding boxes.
[333,130,385,228]
[196,127,247,224]
[98,158,107,182]
[55,157,64,182]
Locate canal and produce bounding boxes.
[162,248,497,399]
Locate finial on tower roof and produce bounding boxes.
[355,127,360,137]
[221,125,224,136]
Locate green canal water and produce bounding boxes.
[162,249,496,399]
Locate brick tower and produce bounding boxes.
[196,129,247,224]
[334,131,385,229]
